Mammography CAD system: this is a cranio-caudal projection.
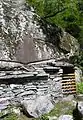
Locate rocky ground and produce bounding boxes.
[0,94,83,120]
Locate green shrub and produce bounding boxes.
[77,82,83,94]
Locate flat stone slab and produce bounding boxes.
[0,72,48,84]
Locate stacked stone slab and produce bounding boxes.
[0,60,76,108]
[43,66,63,98]
[0,60,64,107]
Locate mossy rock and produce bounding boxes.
[59,31,79,55]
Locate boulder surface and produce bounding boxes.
[21,96,54,118]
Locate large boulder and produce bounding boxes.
[58,115,73,120]
[21,96,54,118]
[0,0,58,61]
[59,32,79,56]
[0,0,79,62]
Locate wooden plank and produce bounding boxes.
[63,73,75,76]
[62,79,75,82]
[63,91,76,94]
[62,81,76,85]
[62,85,76,89]
[63,76,75,79]
[63,88,76,91]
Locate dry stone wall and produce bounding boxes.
[0,61,63,109]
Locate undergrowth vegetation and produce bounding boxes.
[77,82,83,94]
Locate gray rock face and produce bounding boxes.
[75,67,82,82]
[0,0,79,62]
[21,96,54,118]
[58,115,73,120]
[0,0,58,61]
[59,32,79,56]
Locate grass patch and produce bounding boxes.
[3,113,18,120]
[49,101,74,117]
